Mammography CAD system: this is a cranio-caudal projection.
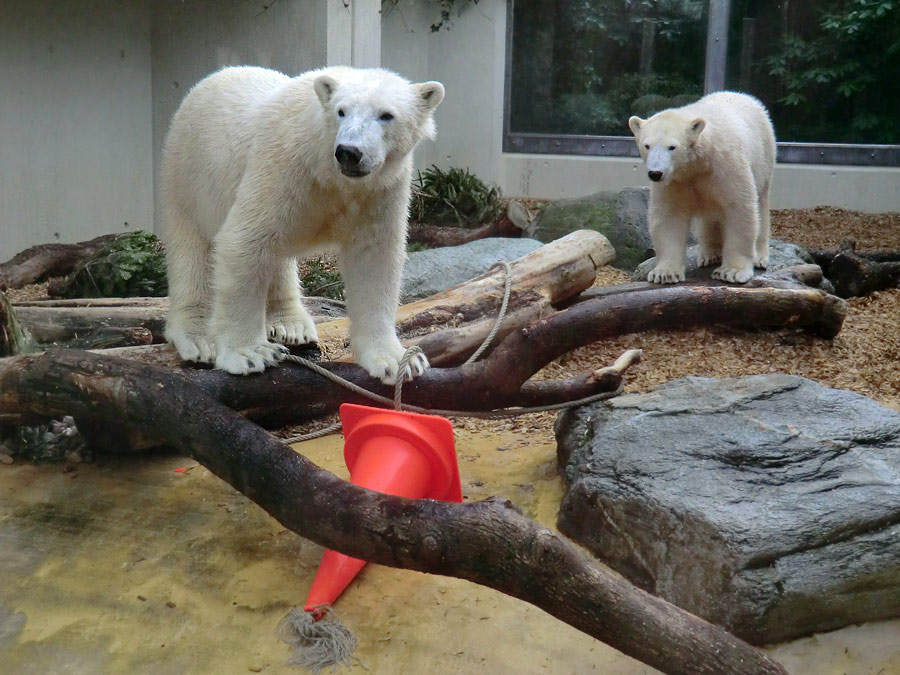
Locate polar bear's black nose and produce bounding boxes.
[335,144,363,170]
[648,170,663,182]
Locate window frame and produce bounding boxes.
[502,0,900,167]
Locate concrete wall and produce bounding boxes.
[0,0,153,257]
[150,0,327,231]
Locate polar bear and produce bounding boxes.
[628,91,776,284]
[160,65,444,382]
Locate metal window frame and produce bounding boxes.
[502,0,900,167]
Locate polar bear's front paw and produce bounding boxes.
[267,310,318,346]
[215,341,289,375]
[167,328,216,364]
[356,344,430,385]
[647,266,685,284]
[712,265,754,284]
[753,254,769,269]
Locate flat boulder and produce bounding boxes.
[555,374,900,644]
[400,237,543,302]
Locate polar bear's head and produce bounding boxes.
[628,111,706,185]
[314,68,445,180]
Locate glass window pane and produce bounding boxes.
[509,0,707,137]
[725,1,900,144]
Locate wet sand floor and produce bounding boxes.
[1,430,898,674]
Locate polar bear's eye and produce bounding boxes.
[668,145,677,151]
[379,112,395,122]
[643,143,650,150]
[337,109,345,118]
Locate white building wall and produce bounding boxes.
[149,0,327,232]
[0,1,153,257]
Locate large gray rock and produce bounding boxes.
[555,374,900,645]
[400,237,543,302]
[632,239,814,281]
[527,189,652,271]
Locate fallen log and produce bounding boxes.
[808,239,900,298]
[318,229,615,358]
[11,298,167,349]
[407,215,523,247]
[0,233,120,290]
[0,348,787,675]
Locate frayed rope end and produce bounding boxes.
[278,605,358,674]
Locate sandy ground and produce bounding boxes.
[2,207,900,674]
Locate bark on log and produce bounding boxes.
[0,348,787,675]
[807,239,900,298]
[11,299,167,349]
[0,234,120,290]
[407,214,524,247]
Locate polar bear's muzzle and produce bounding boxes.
[335,144,369,177]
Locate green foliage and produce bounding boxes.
[410,165,503,228]
[508,1,705,136]
[300,257,345,301]
[54,231,168,299]
[407,241,432,253]
[762,0,900,143]
[381,0,479,32]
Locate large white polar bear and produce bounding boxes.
[160,66,444,382]
[628,91,776,284]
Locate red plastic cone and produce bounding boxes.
[304,403,461,612]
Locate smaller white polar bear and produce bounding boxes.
[629,91,776,284]
[160,65,444,382]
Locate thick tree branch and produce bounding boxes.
[0,349,786,675]
[0,234,120,290]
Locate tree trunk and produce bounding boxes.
[0,234,120,290]
[0,348,787,675]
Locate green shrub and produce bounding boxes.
[299,257,344,301]
[54,230,168,298]
[410,165,503,228]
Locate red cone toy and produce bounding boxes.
[303,403,462,613]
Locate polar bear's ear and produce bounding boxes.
[688,118,706,142]
[414,81,445,113]
[314,75,338,107]
[628,116,644,136]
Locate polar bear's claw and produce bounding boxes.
[216,341,287,375]
[753,255,769,269]
[647,266,685,284]
[357,347,430,385]
[712,266,754,284]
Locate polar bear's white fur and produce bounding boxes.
[629,91,776,284]
[160,66,444,382]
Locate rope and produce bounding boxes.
[280,259,618,444]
